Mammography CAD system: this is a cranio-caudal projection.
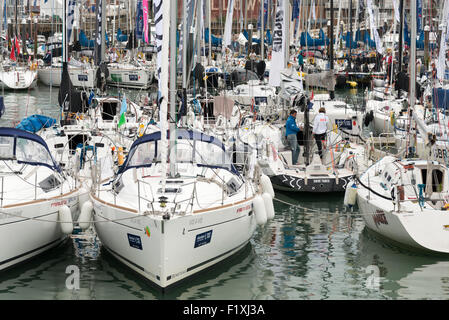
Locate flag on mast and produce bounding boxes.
[118,94,127,128]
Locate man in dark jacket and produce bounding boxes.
[285,109,301,165]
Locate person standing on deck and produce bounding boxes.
[312,107,330,160]
[285,109,301,165]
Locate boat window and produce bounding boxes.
[16,137,54,167]
[194,140,232,170]
[176,140,194,163]
[129,141,158,167]
[0,136,14,159]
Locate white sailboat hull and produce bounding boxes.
[38,67,96,88]
[357,192,449,253]
[0,69,37,90]
[0,197,79,271]
[107,68,153,89]
[91,194,256,289]
[38,67,62,86]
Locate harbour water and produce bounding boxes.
[0,85,448,300]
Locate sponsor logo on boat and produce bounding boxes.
[373,210,388,228]
[194,230,213,248]
[51,199,68,207]
[237,204,252,213]
[127,233,143,250]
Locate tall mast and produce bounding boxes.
[260,0,264,61]
[169,0,177,177]
[397,0,403,98]
[329,0,334,100]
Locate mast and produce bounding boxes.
[329,0,334,100]
[169,0,177,177]
[260,0,264,61]
[182,0,188,113]
[397,0,403,98]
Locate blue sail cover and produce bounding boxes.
[205,28,222,46]
[79,30,109,49]
[300,29,328,47]
[16,115,56,133]
[344,31,358,48]
[433,88,449,111]
[116,28,128,42]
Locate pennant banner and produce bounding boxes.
[143,0,149,43]
[67,0,76,42]
[437,1,449,80]
[153,0,163,91]
[95,0,102,65]
[367,0,383,54]
[268,0,286,87]
[136,0,143,40]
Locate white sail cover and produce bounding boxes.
[437,0,449,80]
[222,0,235,52]
[268,0,286,87]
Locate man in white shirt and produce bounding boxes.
[312,107,330,160]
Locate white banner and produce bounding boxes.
[367,0,383,54]
[392,0,400,23]
[153,0,163,85]
[437,0,449,80]
[222,0,235,51]
[311,0,316,21]
[269,0,286,87]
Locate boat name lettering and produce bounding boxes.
[189,217,203,225]
[313,179,330,183]
[237,204,252,213]
[171,269,187,279]
[127,233,143,250]
[51,200,68,207]
[373,211,388,228]
[194,230,213,248]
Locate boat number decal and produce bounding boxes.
[373,211,388,228]
[129,74,138,81]
[51,199,68,207]
[78,74,88,81]
[127,233,143,250]
[194,230,213,248]
[237,204,252,213]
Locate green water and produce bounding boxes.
[0,85,448,300]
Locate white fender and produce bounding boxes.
[262,192,275,220]
[343,182,358,207]
[59,205,73,235]
[253,195,267,225]
[78,201,93,230]
[260,174,275,198]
